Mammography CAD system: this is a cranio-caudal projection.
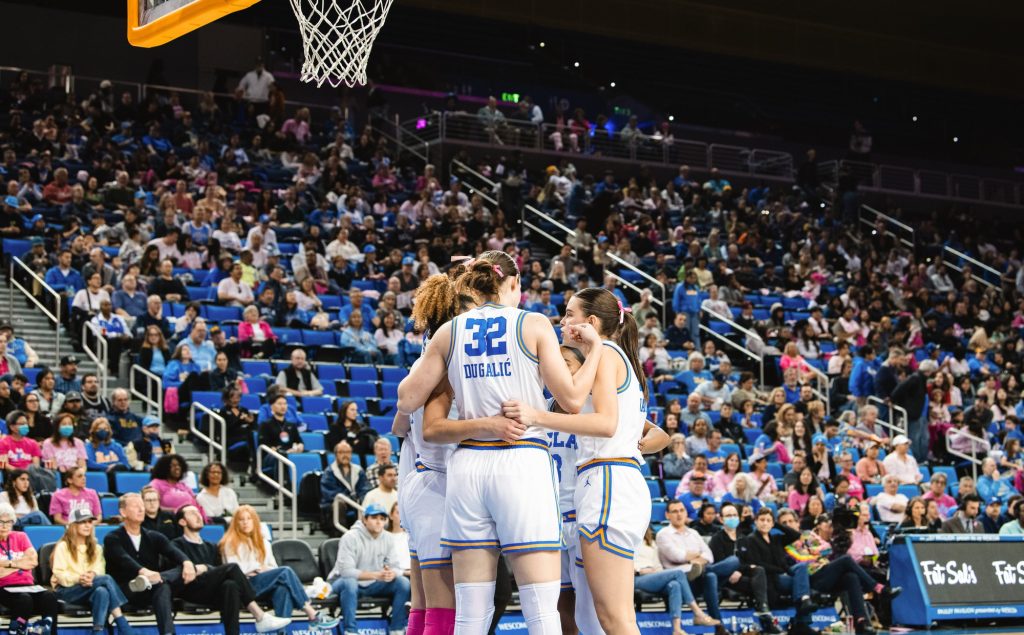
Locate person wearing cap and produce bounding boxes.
[54,355,81,395]
[881,434,921,485]
[52,506,137,634]
[980,497,1007,534]
[130,416,166,469]
[91,299,133,374]
[808,432,836,482]
[0,502,60,635]
[329,501,410,635]
[0,195,23,239]
[171,504,292,634]
[678,470,712,519]
[44,249,85,295]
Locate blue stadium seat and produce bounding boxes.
[302,330,336,347]
[85,472,109,493]
[720,443,740,457]
[664,479,681,498]
[322,382,339,397]
[380,382,399,400]
[291,453,325,479]
[318,295,343,310]
[2,238,32,259]
[244,377,267,394]
[348,365,378,382]
[24,526,64,546]
[650,501,668,523]
[203,305,242,322]
[101,497,121,519]
[898,484,921,499]
[301,431,326,451]
[23,368,41,385]
[646,479,662,499]
[299,413,329,432]
[241,360,273,377]
[275,328,302,344]
[302,396,333,414]
[369,416,393,435]
[639,461,651,477]
[378,399,397,416]
[380,367,405,383]
[241,394,262,411]
[349,382,380,399]
[199,525,225,544]
[114,472,152,494]
[192,392,221,410]
[317,364,347,382]
[95,525,116,543]
[865,484,884,498]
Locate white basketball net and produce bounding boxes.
[289,0,394,87]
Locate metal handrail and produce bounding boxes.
[698,323,762,371]
[804,363,832,417]
[82,322,109,395]
[941,245,1004,290]
[858,205,915,250]
[255,444,298,538]
[698,307,766,386]
[866,396,908,439]
[189,402,227,465]
[8,257,61,363]
[945,428,986,481]
[129,363,163,417]
[332,491,365,535]
[605,253,668,326]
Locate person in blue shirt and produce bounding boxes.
[180,322,218,372]
[678,471,711,518]
[528,288,560,325]
[54,355,82,394]
[201,254,235,287]
[111,275,148,321]
[704,429,726,472]
[85,417,131,473]
[849,346,878,403]
[44,249,85,295]
[337,289,375,332]
[0,325,36,369]
[106,388,144,445]
[672,269,702,348]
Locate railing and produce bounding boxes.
[189,402,227,465]
[805,363,832,417]
[946,428,986,482]
[700,307,765,386]
[332,492,365,535]
[941,246,1005,290]
[82,322,109,395]
[867,396,908,439]
[129,364,163,418]
[858,205,915,250]
[8,257,61,363]
[255,444,299,538]
[450,157,669,323]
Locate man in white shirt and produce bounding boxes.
[656,500,728,625]
[700,285,731,321]
[216,262,254,307]
[882,435,922,484]
[237,59,275,105]
[245,216,277,252]
[361,464,398,518]
[694,373,733,411]
[147,227,182,264]
[873,474,909,523]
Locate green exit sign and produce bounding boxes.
[613,106,632,116]
[501,92,520,103]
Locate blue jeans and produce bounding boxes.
[55,575,128,628]
[18,511,50,526]
[635,569,695,620]
[686,311,701,348]
[773,563,811,624]
[908,414,929,463]
[249,567,309,618]
[331,576,410,633]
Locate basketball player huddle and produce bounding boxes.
[393,250,670,635]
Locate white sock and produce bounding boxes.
[518,581,562,635]
[454,581,496,635]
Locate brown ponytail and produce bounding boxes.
[573,288,649,402]
[453,250,519,305]
[412,250,517,335]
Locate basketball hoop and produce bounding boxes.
[289,0,393,87]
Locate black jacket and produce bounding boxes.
[891,372,928,422]
[172,536,222,567]
[737,524,802,575]
[103,525,190,586]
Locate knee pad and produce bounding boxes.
[424,607,456,635]
[408,608,426,635]
[454,582,495,635]
[519,581,561,635]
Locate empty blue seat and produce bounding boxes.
[646,479,662,499]
[203,305,242,322]
[241,394,262,410]
[275,328,302,344]
[302,396,333,414]
[650,501,668,523]
[301,431,326,451]
[348,365,377,382]
[317,364,347,382]
[199,525,225,544]
[865,484,884,498]
[101,497,121,519]
[24,526,65,547]
[241,360,273,376]
[114,472,152,494]
[349,382,379,399]
[299,413,329,432]
[378,399,397,416]
[302,330,336,347]
[192,392,221,410]
[664,479,681,498]
[381,382,399,400]
[23,368,41,385]
[380,367,405,383]
[898,484,921,499]
[86,471,109,493]
[291,453,324,478]
[244,377,267,394]
[95,525,116,543]
[369,416,393,435]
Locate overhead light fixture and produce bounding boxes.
[573,61,580,68]
[668,115,674,121]
[539,41,545,48]
[953,136,959,143]
[609,81,616,88]
[911,115,918,122]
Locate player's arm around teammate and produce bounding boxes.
[640,420,671,454]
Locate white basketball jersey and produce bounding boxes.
[446,304,548,442]
[576,340,647,465]
[546,399,578,515]
[404,338,454,472]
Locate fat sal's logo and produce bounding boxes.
[992,560,1024,585]
[919,560,978,586]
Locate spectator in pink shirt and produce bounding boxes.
[40,413,87,476]
[921,473,957,519]
[148,454,206,521]
[0,410,56,493]
[49,467,102,524]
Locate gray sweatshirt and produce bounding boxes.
[328,521,400,587]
